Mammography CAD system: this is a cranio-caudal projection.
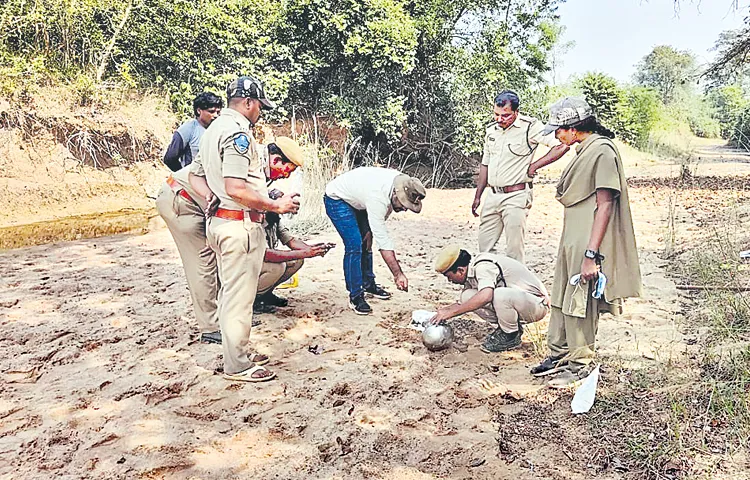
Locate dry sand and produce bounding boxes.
[1,165,709,480]
[4,137,750,478]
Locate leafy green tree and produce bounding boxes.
[576,72,625,132]
[635,45,696,104]
[619,86,662,148]
[574,72,664,148]
[0,0,564,173]
[708,84,750,138]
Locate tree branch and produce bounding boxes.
[96,0,134,83]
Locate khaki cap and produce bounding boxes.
[393,175,426,213]
[274,137,304,167]
[434,245,461,274]
[542,97,594,135]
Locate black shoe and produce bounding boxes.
[253,301,276,314]
[364,284,392,300]
[349,295,373,315]
[259,291,288,307]
[200,331,222,344]
[530,355,568,377]
[480,327,522,353]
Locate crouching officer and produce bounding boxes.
[192,75,299,382]
[255,211,333,311]
[253,137,334,312]
[431,245,550,353]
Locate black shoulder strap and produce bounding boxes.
[526,120,532,152]
[473,258,506,288]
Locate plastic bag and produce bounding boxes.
[277,273,299,289]
[571,365,600,414]
[409,310,436,332]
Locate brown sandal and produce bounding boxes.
[249,353,269,366]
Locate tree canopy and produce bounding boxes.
[0,0,564,168]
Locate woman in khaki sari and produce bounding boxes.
[532,97,642,388]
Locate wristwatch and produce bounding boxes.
[584,249,605,262]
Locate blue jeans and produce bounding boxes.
[324,195,376,300]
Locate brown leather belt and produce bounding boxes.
[491,182,533,194]
[215,208,265,224]
[166,176,195,203]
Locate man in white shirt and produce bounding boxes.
[324,167,426,314]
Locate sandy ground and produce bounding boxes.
[2,141,750,478]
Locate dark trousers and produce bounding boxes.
[324,195,376,300]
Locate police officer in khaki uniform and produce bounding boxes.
[473,90,570,264]
[431,245,550,353]
[155,165,221,343]
[190,75,299,382]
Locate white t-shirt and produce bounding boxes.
[325,167,401,251]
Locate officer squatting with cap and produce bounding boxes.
[324,167,426,315]
[431,246,550,353]
[473,90,570,264]
[253,137,334,314]
[190,76,299,383]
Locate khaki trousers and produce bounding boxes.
[547,288,600,371]
[257,259,304,296]
[477,188,533,263]
[461,288,548,333]
[207,216,265,375]
[155,183,219,334]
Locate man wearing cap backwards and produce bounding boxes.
[473,90,570,264]
[253,137,333,313]
[324,167,426,315]
[431,245,550,352]
[190,75,299,382]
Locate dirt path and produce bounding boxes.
[0,163,692,479]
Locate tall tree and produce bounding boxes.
[635,45,696,104]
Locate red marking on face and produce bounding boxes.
[269,156,297,180]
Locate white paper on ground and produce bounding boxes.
[570,365,600,414]
[409,310,436,332]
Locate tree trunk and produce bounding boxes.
[96,0,134,83]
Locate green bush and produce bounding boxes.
[709,84,749,139]
[575,73,664,149]
[0,0,563,167]
[620,86,663,148]
[687,112,721,138]
[728,106,750,149]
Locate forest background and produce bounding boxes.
[2,0,750,183]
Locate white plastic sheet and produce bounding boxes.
[409,310,436,332]
[571,365,600,414]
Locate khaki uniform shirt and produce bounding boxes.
[482,115,558,188]
[465,252,548,298]
[170,165,207,211]
[264,216,294,249]
[190,109,265,211]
